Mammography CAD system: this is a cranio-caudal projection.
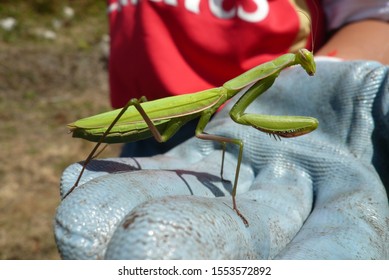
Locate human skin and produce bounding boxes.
[316,20,389,64]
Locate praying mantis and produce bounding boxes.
[65,48,318,226]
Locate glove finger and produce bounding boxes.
[105,196,258,259]
[245,162,314,258]
[104,164,313,259]
[275,160,389,259]
[55,150,254,259]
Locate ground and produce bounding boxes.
[0,1,121,259]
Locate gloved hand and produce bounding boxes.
[55,60,389,259]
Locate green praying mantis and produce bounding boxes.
[65,48,318,226]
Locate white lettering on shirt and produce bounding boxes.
[108,0,269,23]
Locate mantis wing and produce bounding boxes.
[67,87,227,142]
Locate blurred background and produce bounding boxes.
[0,0,122,259]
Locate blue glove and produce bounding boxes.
[55,60,389,259]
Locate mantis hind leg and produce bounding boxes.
[63,97,189,199]
[63,97,146,199]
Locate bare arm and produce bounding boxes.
[316,20,389,65]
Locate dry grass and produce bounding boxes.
[0,2,121,259]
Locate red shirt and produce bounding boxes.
[108,0,326,108]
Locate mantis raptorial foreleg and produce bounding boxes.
[66,49,319,226]
[229,70,317,138]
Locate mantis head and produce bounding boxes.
[296,48,316,76]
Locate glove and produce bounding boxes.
[55,60,389,259]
